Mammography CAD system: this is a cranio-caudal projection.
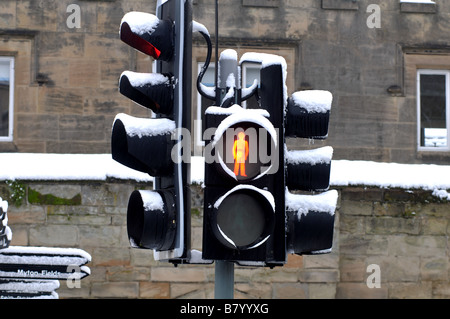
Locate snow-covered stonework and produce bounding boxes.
[0,153,449,298]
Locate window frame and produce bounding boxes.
[0,56,14,142]
[195,61,263,148]
[241,61,261,109]
[416,69,450,152]
[196,62,216,148]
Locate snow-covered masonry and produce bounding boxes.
[1,154,448,196]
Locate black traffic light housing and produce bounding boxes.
[284,89,338,255]
[202,51,338,267]
[202,53,287,267]
[111,0,192,263]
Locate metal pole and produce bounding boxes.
[213,0,235,299]
[215,260,234,299]
[214,0,219,91]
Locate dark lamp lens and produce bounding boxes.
[217,193,266,248]
[213,188,275,250]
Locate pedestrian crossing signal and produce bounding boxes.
[233,131,249,177]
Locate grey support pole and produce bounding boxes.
[215,260,234,299]
[213,0,235,299]
[213,50,237,300]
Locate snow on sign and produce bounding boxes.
[0,246,91,280]
[0,279,60,299]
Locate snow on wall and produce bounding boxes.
[400,0,435,3]
[330,160,450,191]
[0,153,152,182]
[0,153,449,193]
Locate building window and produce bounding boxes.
[0,57,14,142]
[417,69,450,151]
[400,0,437,14]
[195,62,262,148]
[241,62,261,110]
[196,62,215,148]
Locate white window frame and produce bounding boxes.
[0,56,14,142]
[241,62,261,109]
[195,61,262,149]
[196,62,215,148]
[417,69,450,152]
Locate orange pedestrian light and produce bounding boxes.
[232,131,249,177]
[210,110,278,182]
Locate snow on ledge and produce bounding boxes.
[0,153,152,182]
[0,153,449,192]
[400,0,435,3]
[330,160,450,191]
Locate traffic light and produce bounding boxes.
[202,105,280,263]
[111,0,192,263]
[284,90,338,255]
[202,51,338,266]
[202,53,286,266]
[247,54,338,257]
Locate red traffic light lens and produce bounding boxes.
[120,12,173,62]
[120,22,161,60]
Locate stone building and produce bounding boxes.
[1,0,450,163]
[0,0,449,299]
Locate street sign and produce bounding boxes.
[0,246,91,280]
[0,279,60,299]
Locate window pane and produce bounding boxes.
[242,63,261,110]
[0,60,10,138]
[420,73,447,148]
[197,64,215,147]
[199,65,215,121]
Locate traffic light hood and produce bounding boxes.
[120,11,174,61]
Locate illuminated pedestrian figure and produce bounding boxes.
[233,131,249,177]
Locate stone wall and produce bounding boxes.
[0,0,155,154]
[192,0,450,165]
[1,180,449,299]
[337,187,450,298]
[2,0,450,164]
